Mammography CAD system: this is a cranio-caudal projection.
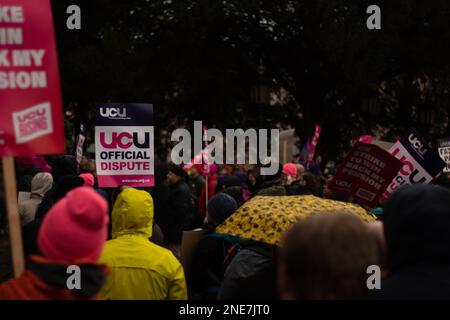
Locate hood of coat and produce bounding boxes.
[31,172,53,197]
[111,188,153,239]
[383,184,450,272]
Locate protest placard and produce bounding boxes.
[0,0,63,277]
[328,142,403,207]
[0,0,64,157]
[382,129,446,201]
[181,229,207,278]
[95,103,154,188]
[437,137,450,173]
[75,122,86,164]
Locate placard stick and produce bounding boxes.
[2,157,25,277]
[205,175,209,211]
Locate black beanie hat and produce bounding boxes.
[207,193,238,225]
[168,163,188,180]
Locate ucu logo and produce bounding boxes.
[100,132,149,149]
[408,134,427,156]
[99,107,126,118]
[335,180,352,188]
[17,108,46,122]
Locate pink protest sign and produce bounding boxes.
[0,1,64,156]
[329,142,403,208]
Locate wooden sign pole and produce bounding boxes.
[205,175,209,211]
[2,157,25,277]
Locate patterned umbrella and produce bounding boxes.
[215,195,375,246]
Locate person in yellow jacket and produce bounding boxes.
[99,187,187,299]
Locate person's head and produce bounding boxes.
[30,172,53,197]
[79,157,96,174]
[322,180,351,202]
[79,156,89,168]
[433,173,450,191]
[296,164,305,176]
[167,163,187,184]
[206,193,238,226]
[278,213,380,299]
[324,161,336,176]
[111,185,131,204]
[51,155,78,183]
[257,185,287,196]
[260,163,283,188]
[79,173,95,187]
[52,175,85,204]
[111,188,153,239]
[86,159,96,173]
[316,155,322,165]
[37,187,109,263]
[189,166,200,179]
[382,184,450,273]
[222,186,244,207]
[282,163,297,178]
[301,172,319,194]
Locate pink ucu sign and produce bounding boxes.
[100,132,150,149]
[17,108,46,122]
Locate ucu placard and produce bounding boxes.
[0,0,64,156]
[95,103,154,188]
[381,129,446,202]
[12,102,53,144]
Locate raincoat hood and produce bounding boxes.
[383,184,450,272]
[31,172,53,197]
[111,188,153,239]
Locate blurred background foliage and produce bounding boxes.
[52,0,450,161]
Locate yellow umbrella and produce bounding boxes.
[215,195,375,246]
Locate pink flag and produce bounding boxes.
[307,124,322,165]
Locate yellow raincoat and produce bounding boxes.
[99,188,187,300]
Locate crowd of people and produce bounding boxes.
[0,153,450,300]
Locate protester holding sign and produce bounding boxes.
[0,0,65,279]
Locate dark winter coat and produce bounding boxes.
[162,179,193,244]
[372,184,450,300]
